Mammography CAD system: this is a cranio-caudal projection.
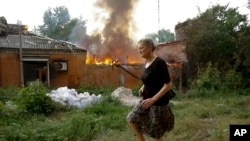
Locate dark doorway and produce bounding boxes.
[23,61,47,86]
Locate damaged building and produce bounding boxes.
[0,15,186,89]
[0,21,143,88]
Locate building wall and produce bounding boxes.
[49,53,144,89]
[0,40,187,89]
[0,50,186,89]
[49,53,86,88]
[156,40,186,62]
[0,52,143,89]
[81,64,143,89]
[0,53,87,88]
[155,40,187,86]
[0,53,21,87]
[175,21,189,41]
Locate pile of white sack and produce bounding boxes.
[46,87,103,109]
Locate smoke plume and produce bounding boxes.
[84,0,143,64]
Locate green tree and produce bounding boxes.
[38,6,70,39]
[146,28,175,43]
[182,4,249,82]
[55,18,87,42]
[38,6,87,44]
[234,25,250,87]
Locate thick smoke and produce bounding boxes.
[69,20,87,46]
[84,0,143,64]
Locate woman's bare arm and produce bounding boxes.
[141,82,172,108]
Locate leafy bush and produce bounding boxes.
[223,69,242,90]
[191,62,221,92]
[191,62,245,94]
[0,87,18,103]
[0,101,3,116]
[15,82,55,115]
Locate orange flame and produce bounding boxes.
[86,53,114,65]
[94,57,113,65]
[85,52,142,65]
[85,53,91,64]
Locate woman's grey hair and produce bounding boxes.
[138,37,156,51]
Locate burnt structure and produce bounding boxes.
[0,23,143,88]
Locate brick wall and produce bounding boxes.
[0,53,21,87]
[81,64,143,88]
[0,52,143,89]
[49,53,85,88]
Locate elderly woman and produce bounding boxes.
[126,38,174,141]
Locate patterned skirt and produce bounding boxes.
[126,101,174,139]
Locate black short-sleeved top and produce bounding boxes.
[141,57,171,106]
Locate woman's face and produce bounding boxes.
[138,42,152,59]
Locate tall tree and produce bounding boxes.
[38,6,70,39]
[146,28,175,43]
[234,25,250,87]
[182,4,248,80]
[38,6,87,44]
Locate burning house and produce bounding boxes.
[0,0,187,89]
[0,22,185,89]
[0,22,144,89]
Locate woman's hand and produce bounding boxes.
[141,98,156,109]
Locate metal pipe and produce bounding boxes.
[19,24,24,86]
[47,61,50,87]
[114,64,141,80]
[112,59,141,80]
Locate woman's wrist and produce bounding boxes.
[152,97,157,102]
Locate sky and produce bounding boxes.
[1,0,249,38]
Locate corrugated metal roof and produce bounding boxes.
[0,32,86,54]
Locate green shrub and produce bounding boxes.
[223,69,242,90]
[15,82,55,115]
[191,62,221,93]
[0,101,3,116]
[191,62,245,96]
[0,87,18,103]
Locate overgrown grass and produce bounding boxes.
[0,85,249,141]
[93,89,250,141]
[0,85,131,141]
